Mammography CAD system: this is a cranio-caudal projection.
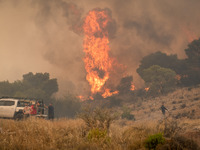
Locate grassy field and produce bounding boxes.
[0,117,199,150]
[0,86,200,150]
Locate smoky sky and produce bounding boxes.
[0,0,200,97]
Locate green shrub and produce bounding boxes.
[87,128,106,140]
[142,65,177,96]
[144,133,165,150]
[87,128,110,143]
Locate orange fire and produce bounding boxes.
[175,74,181,81]
[130,83,135,91]
[77,95,85,101]
[102,89,119,98]
[83,9,115,97]
[89,96,94,100]
[145,87,150,92]
[77,95,94,101]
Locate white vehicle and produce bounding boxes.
[0,98,47,120]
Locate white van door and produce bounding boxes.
[3,100,16,118]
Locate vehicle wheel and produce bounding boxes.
[14,113,24,121]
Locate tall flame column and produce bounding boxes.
[83,9,112,95]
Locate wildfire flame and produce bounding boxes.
[77,95,86,101]
[83,9,117,98]
[175,74,181,81]
[130,83,135,91]
[145,87,150,92]
[102,89,119,98]
[89,96,94,100]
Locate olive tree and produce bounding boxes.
[142,65,177,96]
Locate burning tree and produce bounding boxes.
[142,65,177,96]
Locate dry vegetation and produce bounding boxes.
[126,85,200,122]
[0,86,200,150]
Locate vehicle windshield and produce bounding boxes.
[17,101,31,107]
[0,100,15,106]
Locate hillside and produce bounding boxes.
[129,85,200,121]
[0,86,200,149]
[119,85,200,147]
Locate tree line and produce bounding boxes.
[0,72,81,118]
[136,38,200,96]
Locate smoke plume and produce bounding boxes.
[0,0,200,97]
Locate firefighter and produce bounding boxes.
[160,103,168,116]
[48,103,54,120]
[30,103,37,115]
[23,103,31,118]
[45,103,54,120]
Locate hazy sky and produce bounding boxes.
[0,0,200,97]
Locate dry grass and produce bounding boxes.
[0,118,160,150]
[1,117,199,150]
[126,85,200,122]
[0,86,200,149]
[0,118,86,150]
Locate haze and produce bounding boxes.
[0,0,200,97]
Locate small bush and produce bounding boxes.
[191,109,195,113]
[173,136,199,150]
[107,97,122,107]
[193,97,200,101]
[121,106,135,120]
[175,112,189,119]
[172,101,176,104]
[150,108,155,112]
[79,106,117,130]
[180,104,186,109]
[179,96,184,99]
[144,133,165,150]
[157,119,181,138]
[123,126,154,150]
[172,106,176,110]
[87,128,110,143]
[121,113,135,120]
[159,136,200,150]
